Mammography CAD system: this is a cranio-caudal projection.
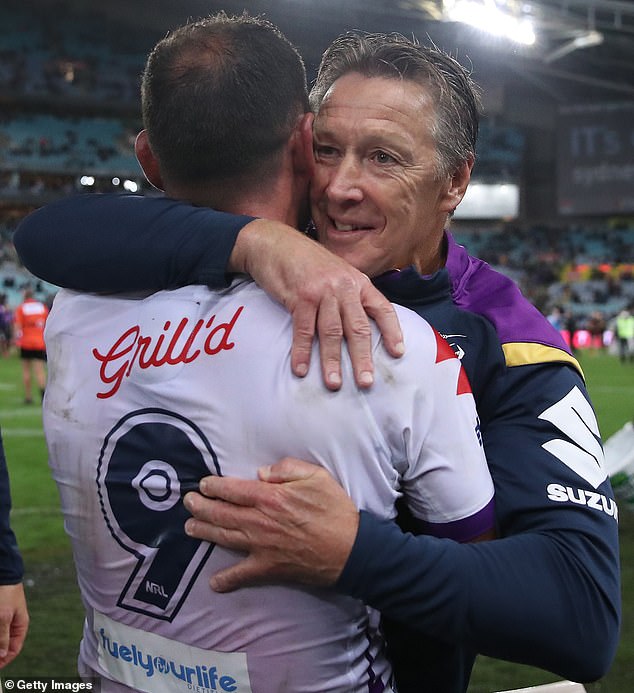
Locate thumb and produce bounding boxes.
[258,457,319,484]
[209,556,268,593]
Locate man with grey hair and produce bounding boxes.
[31,19,497,692]
[15,30,620,692]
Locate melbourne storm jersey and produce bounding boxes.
[43,279,493,693]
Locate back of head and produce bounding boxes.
[309,32,480,179]
[142,13,309,186]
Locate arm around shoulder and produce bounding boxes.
[14,193,253,291]
[335,362,620,682]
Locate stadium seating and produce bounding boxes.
[0,114,140,176]
[1,0,633,339]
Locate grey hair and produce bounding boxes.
[309,32,481,179]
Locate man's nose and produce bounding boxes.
[326,156,364,203]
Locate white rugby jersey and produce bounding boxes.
[43,279,493,693]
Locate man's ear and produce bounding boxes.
[135,130,164,191]
[291,112,315,180]
[444,156,474,214]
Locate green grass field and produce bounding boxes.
[0,349,633,690]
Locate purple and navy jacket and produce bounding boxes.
[14,195,620,692]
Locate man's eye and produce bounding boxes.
[373,151,395,165]
[314,145,337,158]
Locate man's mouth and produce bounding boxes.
[332,219,368,232]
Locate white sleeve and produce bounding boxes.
[374,310,494,525]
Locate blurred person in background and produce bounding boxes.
[563,307,578,354]
[15,29,620,693]
[615,305,634,363]
[0,294,12,357]
[586,309,607,353]
[546,304,564,332]
[13,287,48,404]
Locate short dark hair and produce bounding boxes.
[141,13,309,184]
[309,32,480,179]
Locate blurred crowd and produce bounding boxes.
[0,0,632,362]
[453,223,634,357]
[0,0,149,106]
[0,211,632,363]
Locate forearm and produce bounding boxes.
[337,511,619,681]
[0,528,22,586]
[15,193,403,390]
[13,193,254,291]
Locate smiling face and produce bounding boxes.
[311,72,471,278]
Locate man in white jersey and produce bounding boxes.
[42,14,494,692]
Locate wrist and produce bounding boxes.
[228,218,305,278]
[227,219,262,275]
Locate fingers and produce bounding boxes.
[337,287,376,389]
[290,300,318,380]
[210,556,268,593]
[0,584,29,669]
[185,491,248,532]
[192,460,328,505]
[292,272,404,391]
[185,510,250,549]
[235,221,404,389]
[258,457,320,483]
[363,289,405,360]
[315,273,374,390]
[184,462,357,590]
[315,293,344,390]
[0,611,9,662]
[292,274,371,391]
[183,495,296,592]
[197,474,265,507]
[0,621,27,668]
[290,293,345,391]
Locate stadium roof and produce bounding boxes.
[94,0,634,106]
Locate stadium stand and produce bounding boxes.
[1,0,633,352]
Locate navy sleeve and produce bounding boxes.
[337,363,620,683]
[13,193,255,292]
[0,429,24,585]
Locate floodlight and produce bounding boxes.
[443,0,536,45]
[544,30,604,63]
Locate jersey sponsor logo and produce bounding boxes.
[92,306,244,398]
[538,385,607,489]
[440,333,467,360]
[146,581,168,598]
[97,409,220,620]
[546,483,618,521]
[95,611,252,692]
[432,329,472,396]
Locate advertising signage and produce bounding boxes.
[557,102,634,216]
